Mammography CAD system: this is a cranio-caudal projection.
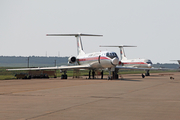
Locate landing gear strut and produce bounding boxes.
[61,71,67,79]
[108,68,112,80]
[89,70,91,79]
[101,70,103,79]
[145,70,150,76]
[92,70,95,79]
[142,73,145,78]
[89,70,95,79]
[108,68,119,80]
[113,68,119,79]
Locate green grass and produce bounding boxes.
[0,75,15,80]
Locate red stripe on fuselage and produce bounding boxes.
[78,56,110,62]
[121,62,147,65]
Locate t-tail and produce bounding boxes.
[76,34,85,55]
[119,46,128,60]
[47,33,103,56]
[99,45,136,60]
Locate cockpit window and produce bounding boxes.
[106,52,118,59]
[146,62,152,64]
[145,60,152,64]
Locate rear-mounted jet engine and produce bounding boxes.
[68,56,76,64]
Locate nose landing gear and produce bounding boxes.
[108,68,119,80]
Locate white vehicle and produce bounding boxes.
[7,33,119,79]
[100,45,153,76]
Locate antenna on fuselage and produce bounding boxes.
[99,45,136,60]
[47,33,103,56]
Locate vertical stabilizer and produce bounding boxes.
[47,33,102,56]
[99,45,136,60]
[75,35,85,56]
[119,47,127,60]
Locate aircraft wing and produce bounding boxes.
[7,64,91,71]
[115,66,177,71]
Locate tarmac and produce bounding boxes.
[0,72,180,120]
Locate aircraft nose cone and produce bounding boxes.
[148,64,152,68]
[111,57,119,65]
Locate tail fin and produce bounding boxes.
[47,33,103,56]
[119,47,127,60]
[76,34,85,55]
[99,45,136,60]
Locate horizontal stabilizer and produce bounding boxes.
[100,45,137,48]
[47,33,103,37]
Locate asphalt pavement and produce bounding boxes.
[0,72,180,120]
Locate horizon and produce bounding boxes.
[0,56,178,65]
[1,1,180,63]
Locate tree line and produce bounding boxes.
[0,56,68,67]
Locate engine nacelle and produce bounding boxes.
[68,56,76,64]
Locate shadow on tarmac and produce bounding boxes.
[118,79,142,82]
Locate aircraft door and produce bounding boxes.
[98,55,101,64]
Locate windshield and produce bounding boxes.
[146,61,152,64]
[144,59,152,64]
[106,52,118,59]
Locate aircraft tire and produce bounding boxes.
[61,75,64,79]
[107,76,111,80]
[64,75,67,79]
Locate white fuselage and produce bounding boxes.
[120,59,152,68]
[77,51,119,69]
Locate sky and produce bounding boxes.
[0,0,180,63]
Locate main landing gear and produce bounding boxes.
[145,70,150,76]
[88,70,104,79]
[141,70,150,78]
[88,70,97,79]
[89,70,94,79]
[142,73,145,78]
[101,70,103,79]
[61,71,67,79]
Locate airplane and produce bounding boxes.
[7,33,176,79]
[100,45,153,76]
[7,33,120,79]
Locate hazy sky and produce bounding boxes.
[0,0,180,63]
